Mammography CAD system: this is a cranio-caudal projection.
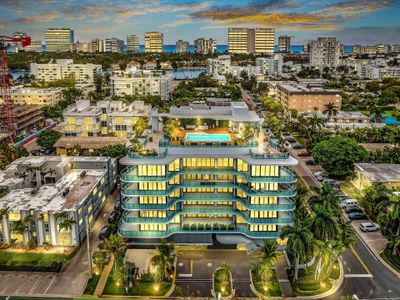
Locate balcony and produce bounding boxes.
[121,166,297,183]
[122,193,295,211]
[118,224,281,239]
[122,207,292,225]
[121,182,296,197]
[128,148,168,159]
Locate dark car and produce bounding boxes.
[348,212,367,220]
[286,137,297,143]
[114,199,122,210]
[345,206,363,214]
[292,144,303,149]
[43,148,54,155]
[297,151,309,157]
[99,225,110,240]
[305,159,316,166]
[31,149,42,156]
[108,211,120,223]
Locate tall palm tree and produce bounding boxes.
[280,221,314,280]
[323,102,339,119]
[55,212,76,247]
[369,105,384,123]
[151,239,176,278]
[310,203,339,241]
[103,234,126,271]
[258,240,277,263]
[309,184,340,213]
[389,194,400,256]
[307,113,325,134]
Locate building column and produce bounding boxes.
[36,218,45,245]
[49,213,58,246]
[71,218,78,246]
[2,215,10,244]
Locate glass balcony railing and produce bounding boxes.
[122,194,295,211]
[122,182,296,197]
[121,167,297,183]
[122,207,292,225]
[249,149,289,159]
[118,224,282,239]
[159,139,258,148]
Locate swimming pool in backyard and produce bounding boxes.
[185,132,231,142]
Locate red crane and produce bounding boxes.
[0,35,31,138]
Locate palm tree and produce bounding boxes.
[310,203,339,241]
[309,184,340,213]
[369,105,383,123]
[103,234,126,271]
[307,113,325,134]
[389,194,400,256]
[323,102,339,119]
[151,239,176,279]
[280,221,314,280]
[294,184,309,206]
[55,212,76,248]
[258,240,277,263]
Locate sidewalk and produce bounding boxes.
[94,254,114,296]
[275,255,294,297]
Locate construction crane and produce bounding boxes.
[0,35,31,138]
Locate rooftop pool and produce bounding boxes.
[185,132,231,142]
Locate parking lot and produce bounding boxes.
[0,272,57,296]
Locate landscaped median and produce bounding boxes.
[0,247,76,272]
[250,268,282,298]
[212,263,234,298]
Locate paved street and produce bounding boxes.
[0,188,119,297]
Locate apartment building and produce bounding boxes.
[0,105,44,136]
[62,100,151,138]
[118,101,297,244]
[194,38,216,54]
[278,36,291,53]
[255,28,275,54]
[110,68,173,101]
[228,28,274,54]
[309,37,342,69]
[91,39,105,53]
[207,55,262,79]
[0,156,117,246]
[145,32,163,53]
[276,83,342,112]
[10,87,63,106]
[45,28,74,52]
[353,163,400,191]
[357,64,400,79]
[127,35,140,52]
[30,59,102,84]
[105,37,124,53]
[176,40,189,53]
[256,55,283,76]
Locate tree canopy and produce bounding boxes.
[37,130,63,149]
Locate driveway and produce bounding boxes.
[173,249,259,298]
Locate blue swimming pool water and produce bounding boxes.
[185,133,231,142]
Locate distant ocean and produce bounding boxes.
[37,44,353,53]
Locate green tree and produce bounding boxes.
[311,137,368,179]
[103,234,126,271]
[37,130,63,149]
[323,102,339,118]
[151,239,176,279]
[164,119,179,137]
[310,203,339,241]
[307,113,325,134]
[280,221,314,280]
[91,144,129,158]
[133,117,148,138]
[258,240,277,263]
[55,212,75,247]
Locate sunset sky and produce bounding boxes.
[1,0,399,45]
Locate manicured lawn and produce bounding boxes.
[0,250,73,267]
[291,260,339,297]
[103,260,172,296]
[214,268,232,297]
[340,182,361,200]
[380,248,400,273]
[252,269,282,297]
[83,274,100,295]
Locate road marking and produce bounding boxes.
[344,274,373,278]
[44,274,57,294]
[347,267,351,272]
[0,274,15,293]
[343,261,347,265]
[15,274,28,293]
[388,289,392,293]
[278,279,290,282]
[350,244,372,275]
[29,274,44,294]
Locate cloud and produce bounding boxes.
[330,26,400,44]
[8,12,60,25]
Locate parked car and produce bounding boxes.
[323,179,340,187]
[348,212,367,220]
[339,199,358,208]
[31,149,43,156]
[43,148,54,155]
[314,171,326,177]
[316,175,329,182]
[286,137,297,143]
[292,144,303,149]
[359,222,380,232]
[345,206,363,214]
[108,211,120,224]
[305,159,316,166]
[114,199,122,210]
[297,151,310,157]
[99,225,110,240]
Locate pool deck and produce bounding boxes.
[172,128,235,141]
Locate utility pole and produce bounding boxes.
[86,216,92,279]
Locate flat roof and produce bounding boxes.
[277,83,340,95]
[355,163,400,182]
[54,136,128,149]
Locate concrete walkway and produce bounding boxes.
[94,254,114,296]
[275,255,294,297]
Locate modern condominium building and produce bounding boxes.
[30,59,102,84]
[127,35,140,52]
[24,40,43,52]
[62,100,151,138]
[176,40,189,53]
[145,32,163,53]
[45,28,74,52]
[105,37,124,53]
[278,36,291,53]
[118,101,297,245]
[256,55,283,76]
[309,37,342,69]
[255,28,275,54]
[91,39,105,53]
[194,38,216,54]
[0,156,117,246]
[110,68,173,101]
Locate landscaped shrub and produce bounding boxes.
[140,272,154,282]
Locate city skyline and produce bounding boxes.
[1,0,400,45]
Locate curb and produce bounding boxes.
[249,268,282,300]
[211,267,235,299]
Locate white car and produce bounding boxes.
[314,171,326,177]
[359,222,379,232]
